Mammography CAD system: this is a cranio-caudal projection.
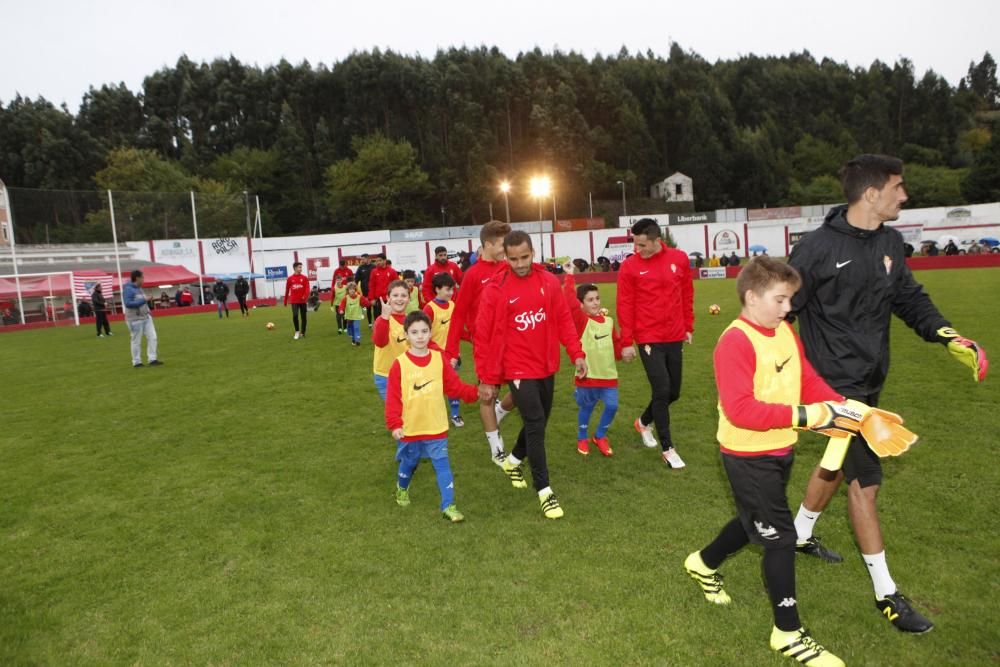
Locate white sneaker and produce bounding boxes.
[293,331,301,340]
[634,418,658,448]
[662,448,686,469]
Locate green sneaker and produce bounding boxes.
[442,505,465,523]
[395,485,410,507]
[539,490,564,519]
[502,459,528,489]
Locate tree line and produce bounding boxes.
[1,45,998,243]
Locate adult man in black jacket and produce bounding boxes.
[212,279,230,318]
[234,276,250,317]
[92,284,112,337]
[354,254,374,328]
[788,154,988,634]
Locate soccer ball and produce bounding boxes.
[266,322,275,330]
[708,304,721,315]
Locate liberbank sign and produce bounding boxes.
[670,211,716,224]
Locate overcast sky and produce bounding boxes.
[3,0,997,111]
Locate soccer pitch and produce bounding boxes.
[2,268,998,665]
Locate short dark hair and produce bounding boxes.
[432,272,456,290]
[434,245,447,254]
[576,283,599,301]
[840,154,903,204]
[292,261,302,269]
[339,259,347,266]
[402,269,416,280]
[631,218,662,239]
[736,257,801,305]
[480,220,512,245]
[503,230,532,250]
[404,310,431,332]
[130,269,143,282]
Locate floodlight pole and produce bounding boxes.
[190,191,204,305]
[3,180,26,324]
[108,190,126,313]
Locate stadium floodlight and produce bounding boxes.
[616,180,627,216]
[499,181,511,223]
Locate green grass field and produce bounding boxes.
[2,268,999,666]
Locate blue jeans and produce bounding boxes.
[575,386,619,440]
[396,438,454,510]
[373,374,388,401]
[217,299,228,317]
[346,319,361,343]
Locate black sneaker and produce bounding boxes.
[876,592,934,633]
[148,360,164,366]
[133,363,144,368]
[796,536,843,563]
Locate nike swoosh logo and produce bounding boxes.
[509,297,520,303]
[639,270,649,275]
[836,260,852,269]
[775,356,791,373]
[481,278,490,283]
[440,318,450,325]
[395,336,407,343]
[413,381,432,390]
[594,334,609,340]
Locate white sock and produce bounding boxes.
[495,402,510,419]
[506,453,521,467]
[538,486,552,499]
[485,430,503,456]
[863,551,897,599]
[794,504,821,542]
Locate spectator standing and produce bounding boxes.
[367,255,399,319]
[212,279,230,318]
[92,284,112,337]
[354,255,375,328]
[123,270,162,367]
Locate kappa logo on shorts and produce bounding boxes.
[777,597,797,608]
[754,521,780,540]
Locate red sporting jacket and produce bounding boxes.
[616,240,693,346]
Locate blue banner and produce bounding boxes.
[266,266,288,280]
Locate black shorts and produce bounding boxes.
[722,452,796,550]
[840,392,883,488]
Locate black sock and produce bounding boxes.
[700,517,749,570]
[763,547,800,631]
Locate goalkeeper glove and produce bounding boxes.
[858,408,919,457]
[793,399,870,439]
[937,326,988,383]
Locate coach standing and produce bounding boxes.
[787,154,988,633]
[123,270,162,367]
[367,255,399,320]
[284,261,310,340]
[616,218,693,469]
[354,255,374,328]
[422,245,463,304]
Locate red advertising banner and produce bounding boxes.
[306,256,330,280]
[748,206,802,221]
[554,217,604,232]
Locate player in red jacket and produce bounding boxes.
[475,231,587,519]
[616,218,694,469]
[367,254,399,319]
[445,220,516,465]
[333,259,354,284]
[283,261,311,340]
[422,245,463,304]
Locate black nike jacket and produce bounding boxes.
[788,204,949,396]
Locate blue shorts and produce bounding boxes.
[373,373,388,401]
[396,437,449,462]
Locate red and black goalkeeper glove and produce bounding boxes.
[937,327,988,383]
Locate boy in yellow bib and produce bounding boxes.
[683,257,849,666]
[423,272,464,427]
[385,311,479,522]
[372,280,412,399]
